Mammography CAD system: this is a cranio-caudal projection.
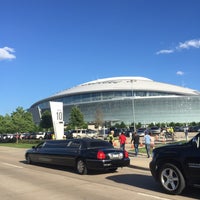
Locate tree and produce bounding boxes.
[68,106,86,129]
[120,122,126,128]
[40,110,53,131]
[95,108,104,128]
[0,115,11,134]
[11,107,36,133]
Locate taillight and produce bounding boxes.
[97,150,106,160]
[124,150,129,158]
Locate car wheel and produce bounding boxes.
[26,154,32,164]
[159,163,185,195]
[76,159,87,175]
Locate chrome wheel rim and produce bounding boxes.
[26,155,31,164]
[161,167,179,191]
[77,160,85,174]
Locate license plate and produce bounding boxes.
[113,154,119,158]
[108,153,123,160]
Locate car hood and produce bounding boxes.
[154,142,189,153]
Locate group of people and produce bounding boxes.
[108,130,155,158]
[108,130,127,150]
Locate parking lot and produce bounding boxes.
[0,145,199,200]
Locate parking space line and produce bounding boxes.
[2,162,23,169]
[138,192,171,200]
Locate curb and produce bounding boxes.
[128,164,149,171]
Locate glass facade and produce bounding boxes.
[61,96,200,125]
[30,90,200,125]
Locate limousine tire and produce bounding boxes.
[76,159,87,175]
[26,154,32,164]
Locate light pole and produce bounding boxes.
[131,80,136,132]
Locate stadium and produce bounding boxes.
[29,76,200,126]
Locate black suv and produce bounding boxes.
[150,132,200,195]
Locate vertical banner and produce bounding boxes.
[49,101,64,140]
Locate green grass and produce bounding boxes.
[0,142,38,148]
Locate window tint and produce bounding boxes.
[44,141,69,148]
[36,142,45,148]
[89,141,112,148]
[68,141,81,148]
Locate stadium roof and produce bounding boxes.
[51,76,199,97]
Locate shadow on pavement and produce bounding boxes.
[107,173,200,199]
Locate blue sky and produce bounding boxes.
[0,0,200,115]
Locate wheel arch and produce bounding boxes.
[156,158,186,180]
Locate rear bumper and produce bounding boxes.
[86,158,130,170]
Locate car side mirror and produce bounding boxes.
[32,146,36,149]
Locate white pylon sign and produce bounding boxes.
[49,101,64,140]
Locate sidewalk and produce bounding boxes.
[128,152,150,171]
[114,138,151,171]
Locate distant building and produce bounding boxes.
[29,77,200,125]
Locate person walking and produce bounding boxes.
[108,130,115,145]
[144,131,151,158]
[150,133,155,150]
[184,126,189,141]
[132,132,140,156]
[119,132,126,150]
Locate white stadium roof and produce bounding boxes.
[51,76,199,97]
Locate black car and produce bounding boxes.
[25,138,130,175]
[150,132,200,195]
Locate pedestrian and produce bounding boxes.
[132,132,140,156]
[169,127,175,140]
[184,126,188,141]
[144,131,151,158]
[108,130,115,145]
[150,133,155,150]
[52,133,55,140]
[119,132,126,150]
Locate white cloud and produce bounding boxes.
[0,46,16,61]
[156,38,200,55]
[156,49,174,55]
[176,71,184,76]
[178,39,200,49]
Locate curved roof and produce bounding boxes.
[51,76,199,97]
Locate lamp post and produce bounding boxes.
[131,80,136,132]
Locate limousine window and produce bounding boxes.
[89,141,112,148]
[44,141,70,148]
[35,142,45,148]
[68,141,81,148]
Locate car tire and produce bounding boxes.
[26,154,32,164]
[158,163,185,195]
[76,159,87,175]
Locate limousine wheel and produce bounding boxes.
[76,159,87,175]
[158,163,185,195]
[26,154,32,164]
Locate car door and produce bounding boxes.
[185,134,200,182]
[29,142,50,163]
[35,141,63,164]
[64,140,82,167]
[49,141,71,166]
